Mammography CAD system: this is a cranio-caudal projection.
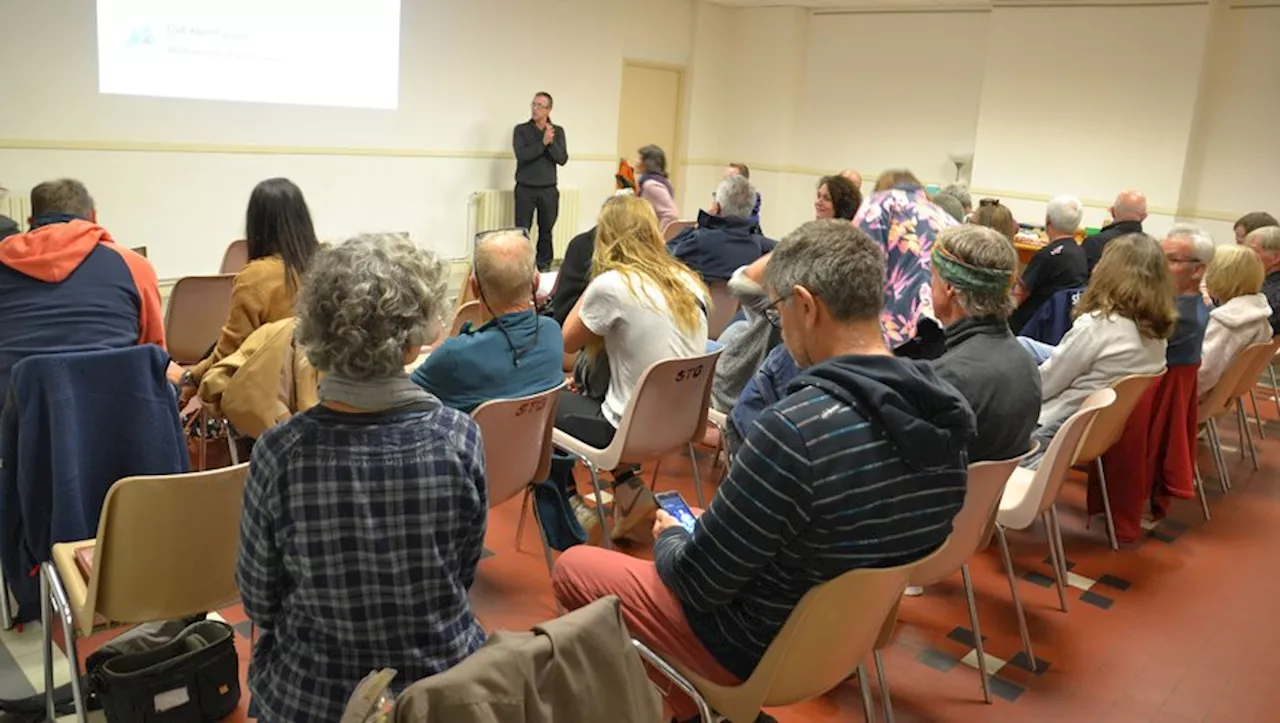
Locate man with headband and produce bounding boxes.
[930,225,1041,463]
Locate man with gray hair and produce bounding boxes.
[552,219,974,723]
[1244,225,1280,334]
[667,173,775,283]
[411,229,564,412]
[1010,194,1089,332]
[1083,189,1148,274]
[1162,223,1214,365]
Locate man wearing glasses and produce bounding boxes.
[1161,224,1213,367]
[513,92,569,271]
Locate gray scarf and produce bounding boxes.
[318,373,439,413]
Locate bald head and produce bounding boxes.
[1112,190,1148,223]
[472,231,537,311]
[840,169,862,190]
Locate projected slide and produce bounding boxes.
[97,0,401,110]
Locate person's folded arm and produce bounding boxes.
[236,441,285,630]
[513,127,543,163]
[654,407,812,611]
[548,127,568,166]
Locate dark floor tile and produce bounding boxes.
[1162,519,1190,532]
[481,547,495,559]
[990,676,1025,702]
[233,620,253,639]
[1023,571,1055,588]
[916,647,960,673]
[946,626,986,648]
[1149,529,1177,543]
[1006,652,1052,675]
[1080,591,1114,610]
[1042,556,1076,570]
[1095,574,1132,592]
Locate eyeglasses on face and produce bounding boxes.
[762,293,791,330]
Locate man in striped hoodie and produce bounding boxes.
[552,219,976,723]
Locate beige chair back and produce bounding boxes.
[471,384,565,508]
[77,464,248,635]
[707,282,739,340]
[910,447,1034,586]
[608,350,721,467]
[1000,388,1116,531]
[1074,371,1163,463]
[674,550,934,722]
[219,239,249,275]
[450,300,484,337]
[663,220,695,242]
[1199,341,1275,423]
[165,274,235,365]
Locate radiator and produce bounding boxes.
[0,195,30,233]
[469,189,580,260]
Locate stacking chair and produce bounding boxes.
[1198,341,1275,491]
[633,550,936,723]
[996,389,1115,639]
[552,350,721,548]
[42,464,249,723]
[218,239,249,275]
[470,384,564,579]
[1072,372,1164,550]
[1225,338,1280,471]
[707,282,740,341]
[164,275,235,365]
[450,300,484,337]
[662,219,695,242]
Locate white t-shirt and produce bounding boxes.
[580,269,709,426]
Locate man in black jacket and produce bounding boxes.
[513,92,568,271]
[666,175,774,283]
[1082,189,1146,274]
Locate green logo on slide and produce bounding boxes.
[127,26,156,47]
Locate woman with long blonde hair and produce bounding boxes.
[1018,232,1174,466]
[554,194,709,541]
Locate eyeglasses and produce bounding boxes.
[530,102,550,110]
[762,293,790,330]
[472,227,538,367]
[1165,255,1203,266]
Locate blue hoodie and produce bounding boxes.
[655,354,975,680]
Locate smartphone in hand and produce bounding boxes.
[654,491,698,534]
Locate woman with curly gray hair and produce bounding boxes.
[236,233,489,722]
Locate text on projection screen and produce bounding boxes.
[97,0,401,110]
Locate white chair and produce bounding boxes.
[218,239,249,275]
[662,219,696,242]
[995,389,1116,649]
[707,282,740,341]
[552,350,722,548]
[450,300,484,337]
[1198,341,1275,490]
[164,275,235,366]
[470,384,564,579]
[1224,338,1280,471]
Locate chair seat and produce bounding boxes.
[996,466,1037,531]
[551,428,614,469]
[50,540,96,635]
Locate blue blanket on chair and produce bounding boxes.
[0,345,187,622]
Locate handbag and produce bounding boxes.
[88,620,241,723]
[185,412,247,472]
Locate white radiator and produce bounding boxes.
[470,189,580,261]
[0,195,30,233]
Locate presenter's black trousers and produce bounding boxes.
[514,183,559,270]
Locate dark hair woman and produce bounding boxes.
[634,144,680,232]
[814,174,861,221]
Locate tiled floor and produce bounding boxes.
[5,391,1280,722]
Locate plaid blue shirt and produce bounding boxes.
[237,401,488,722]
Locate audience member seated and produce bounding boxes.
[1199,245,1274,396]
[931,191,966,223]
[1234,211,1278,245]
[710,257,782,419]
[1018,233,1174,466]
[551,219,975,723]
[813,174,860,221]
[555,195,709,541]
[726,162,761,218]
[635,144,680,232]
[180,178,320,404]
[412,229,563,412]
[667,175,776,283]
[550,225,594,325]
[1082,190,1147,274]
[237,233,487,722]
[727,343,800,458]
[0,178,166,403]
[1161,224,1213,367]
[856,169,959,348]
[971,198,1018,244]
[930,225,1040,462]
[1010,195,1089,333]
[1244,226,1280,334]
[939,182,973,218]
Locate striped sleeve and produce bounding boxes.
[655,406,812,611]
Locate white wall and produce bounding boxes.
[0,0,694,277]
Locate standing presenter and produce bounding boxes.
[513,92,568,271]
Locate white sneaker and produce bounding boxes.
[904,586,925,597]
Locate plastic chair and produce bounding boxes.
[219,239,249,275]
[1197,341,1275,491]
[450,300,484,337]
[42,464,249,722]
[662,219,695,242]
[634,549,937,723]
[552,350,722,548]
[996,389,1116,636]
[707,282,740,341]
[1072,371,1164,550]
[164,275,235,365]
[1225,337,1280,471]
[470,384,565,579]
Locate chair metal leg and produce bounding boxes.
[1238,399,1260,471]
[650,458,665,493]
[515,487,531,552]
[961,565,993,704]
[1250,390,1266,439]
[873,650,895,723]
[1093,458,1120,550]
[528,495,563,613]
[857,663,877,723]
[585,463,612,550]
[227,427,240,465]
[41,565,55,722]
[1269,364,1280,420]
[1193,464,1211,522]
[45,565,87,723]
[632,640,717,723]
[1207,419,1231,492]
[1050,504,1070,579]
[1043,510,1069,613]
[0,560,11,631]
[689,442,708,509]
[994,525,1036,670]
[1236,401,1248,462]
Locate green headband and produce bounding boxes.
[931,240,1014,296]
